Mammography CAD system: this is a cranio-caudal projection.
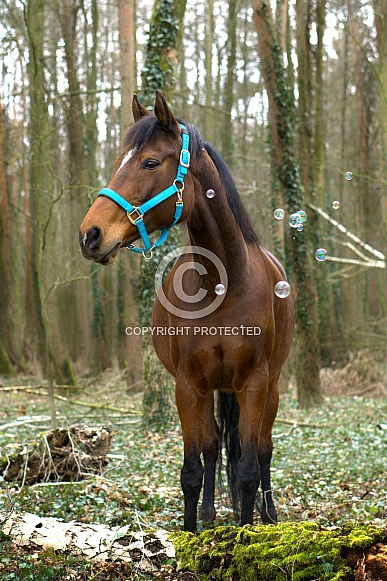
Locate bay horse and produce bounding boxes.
[79,91,294,532]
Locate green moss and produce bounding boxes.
[62,357,76,386]
[0,340,14,375]
[171,521,386,580]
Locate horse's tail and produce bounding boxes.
[216,391,241,519]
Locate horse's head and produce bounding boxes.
[79,91,193,264]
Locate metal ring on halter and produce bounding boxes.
[142,248,153,260]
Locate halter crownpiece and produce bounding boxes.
[97,124,190,260]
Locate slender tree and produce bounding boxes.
[204,0,215,138]
[139,0,187,428]
[251,0,322,407]
[372,0,387,317]
[0,102,14,374]
[25,0,60,423]
[221,0,237,165]
[120,0,137,130]
[119,0,143,382]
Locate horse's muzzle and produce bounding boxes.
[79,228,121,264]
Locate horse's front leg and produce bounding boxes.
[199,392,219,522]
[237,379,268,526]
[176,373,206,532]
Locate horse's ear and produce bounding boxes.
[154,90,180,136]
[132,94,151,122]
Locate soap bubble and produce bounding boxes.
[296,210,307,223]
[289,213,301,228]
[274,281,291,298]
[345,171,353,181]
[206,189,215,198]
[315,248,327,262]
[297,224,303,231]
[215,284,225,295]
[274,208,285,220]
[332,201,340,209]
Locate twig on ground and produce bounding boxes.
[273,424,298,439]
[275,418,325,428]
[31,480,87,487]
[0,385,84,392]
[349,383,382,396]
[23,389,141,414]
[0,416,52,431]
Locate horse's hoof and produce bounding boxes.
[199,505,216,522]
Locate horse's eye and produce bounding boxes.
[142,159,160,170]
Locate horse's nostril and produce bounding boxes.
[82,227,102,250]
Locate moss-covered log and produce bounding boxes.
[173,522,387,580]
[1,518,386,579]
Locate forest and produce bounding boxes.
[0,0,386,579]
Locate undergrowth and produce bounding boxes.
[0,370,386,579]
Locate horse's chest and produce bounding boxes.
[182,338,261,393]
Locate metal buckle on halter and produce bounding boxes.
[180,149,190,168]
[127,207,142,225]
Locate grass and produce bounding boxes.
[0,371,386,578]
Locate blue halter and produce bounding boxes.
[98,124,190,260]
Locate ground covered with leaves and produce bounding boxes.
[0,366,386,579]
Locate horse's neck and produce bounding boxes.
[187,157,249,290]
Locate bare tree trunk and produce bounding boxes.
[59,0,91,369]
[0,102,15,374]
[371,0,387,319]
[252,0,322,407]
[276,0,288,53]
[119,0,143,383]
[204,0,214,138]
[139,0,187,428]
[120,0,137,131]
[60,0,86,192]
[314,0,325,207]
[25,0,59,423]
[221,0,237,166]
[296,0,313,200]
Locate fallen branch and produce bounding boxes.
[24,389,141,415]
[0,385,83,392]
[275,418,325,428]
[0,416,52,431]
[2,513,387,579]
[349,383,382,397]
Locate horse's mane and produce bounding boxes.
[124,116,260,246]
[203,141,260,246]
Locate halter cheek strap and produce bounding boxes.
[97,124,190,260]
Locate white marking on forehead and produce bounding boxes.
[117,149,134,173]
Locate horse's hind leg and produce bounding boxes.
[259,381,279,524]
[199,392,219,522]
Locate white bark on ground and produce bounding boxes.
[1,511,175,574]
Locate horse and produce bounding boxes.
[79,91,295,533]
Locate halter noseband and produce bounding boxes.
[97,124,190,260]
